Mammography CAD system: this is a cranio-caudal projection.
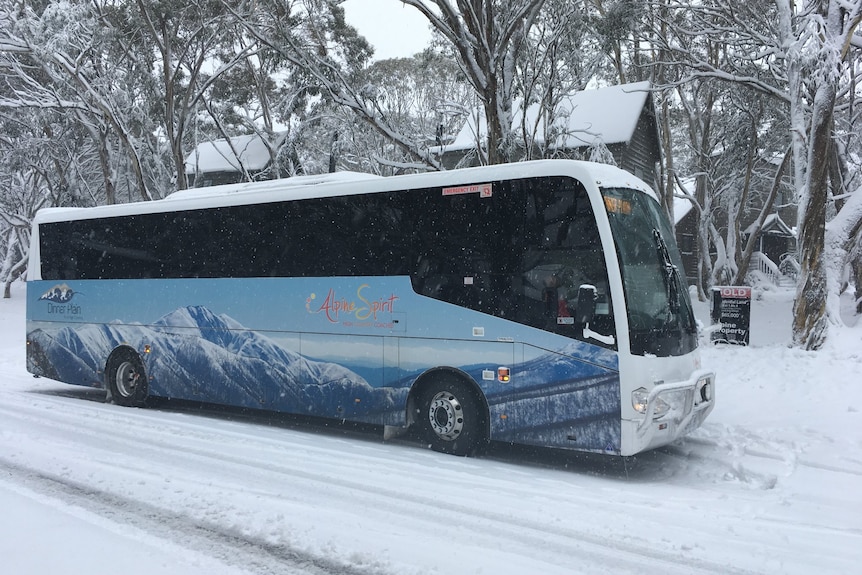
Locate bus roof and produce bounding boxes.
[164,171,384,202]
[32,160,657,224]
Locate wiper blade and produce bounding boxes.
[653,228,680,314]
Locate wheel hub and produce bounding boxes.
[428,391,464,441]
[115,361,140,398]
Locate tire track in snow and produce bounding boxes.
[0,458,392,575]
[0,391,768,575]
[677,435,862,477]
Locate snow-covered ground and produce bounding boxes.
[2,279,860,574]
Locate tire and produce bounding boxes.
[106,349,148,408]
[415,377,487,456]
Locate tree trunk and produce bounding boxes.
[97,127,116,205]
[853,257,862,314]
[735,147,792,284]
[790,0,862,348]
[2,255,27,299]
[792,84,835,350]
[483,92,505,165]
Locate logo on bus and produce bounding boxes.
[38,283,83,318]
[306,284,399,328]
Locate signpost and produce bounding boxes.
[710,286,752,345]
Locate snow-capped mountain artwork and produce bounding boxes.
[27,304,621,449]
[27,305,407,424]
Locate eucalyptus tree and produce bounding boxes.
[198,29,310,180]
[0,167,32,297]
[398,0,547,165]
[590,0,649,85]
[511,0,599,161]
[654,0,862,348]
[336,52,474,174]
[227,0,455,171]
[0,107,102,295]
[792,1,862,347]
[0,0,157,202]
[707,89,793,287]
[105,0,260,191]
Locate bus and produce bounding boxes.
[25,160,714,457]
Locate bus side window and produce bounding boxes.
[518,178,614,344]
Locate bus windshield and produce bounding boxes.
[602,187,698,357]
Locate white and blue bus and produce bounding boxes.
[26,160,714,456]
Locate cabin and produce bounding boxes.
[673,193,699,285]
[432,81,663,191]
[185,133,285,188]
[673,177,797,287]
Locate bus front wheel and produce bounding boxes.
[106,349,148,408]
[416,378,486,456]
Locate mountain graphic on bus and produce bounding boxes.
[27,304,621,449]
[27,305,408,422]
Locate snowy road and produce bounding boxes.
[3,288,861,574]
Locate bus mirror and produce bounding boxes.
[576,284,597,324]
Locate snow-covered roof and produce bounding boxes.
[673,176,697,225]
[743,213,795,237]
[441,81,652,153]
[673,196,695,225]
[184,134,278,175]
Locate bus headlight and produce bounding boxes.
[632,387,670,418]
[632,388,649,413]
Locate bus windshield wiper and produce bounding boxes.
[653,228,680,314]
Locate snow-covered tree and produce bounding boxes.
[111,0,258,191]
[0,109,83,295]
[655,0,862,348]
[785,0,862,349]
[513,0,598,160]
[0,0,158,202]
[591,0,649,84]
[328,52,473,174]
[229,0,454,172]
[399,0,546,165]
[197,29,309,179]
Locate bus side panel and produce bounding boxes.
[26,277,620,452]
[487,344,621,454]
[398,338,621,453]
[141,324,295,408]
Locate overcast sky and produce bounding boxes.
[342,0,434,60]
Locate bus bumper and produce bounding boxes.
[620,369,715,456]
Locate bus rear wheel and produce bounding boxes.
[106,349,148,408]
[416,378,486,456]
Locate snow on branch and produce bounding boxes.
[827,185,862,252]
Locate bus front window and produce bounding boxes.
[603,188,698,357]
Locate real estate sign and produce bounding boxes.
[710,286,752,346]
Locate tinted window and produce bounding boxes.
[40,177,614,347]
[39,196,409,280]
[408,177,614,347]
